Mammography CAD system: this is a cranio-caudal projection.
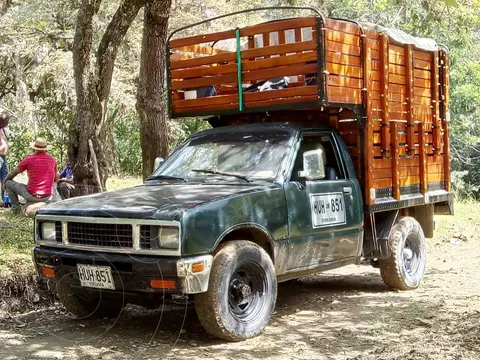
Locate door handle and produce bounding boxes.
[343,186,352,195]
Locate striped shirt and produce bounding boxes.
[18,153,57,197]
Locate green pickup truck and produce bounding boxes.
[34,10,453,342]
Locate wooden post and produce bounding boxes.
[379,33,391,158]
[405,44,415,155]
[441,50,451,192]
[391,121,400,199]
[364,35,375,205]
[432,51,441,155]
[419,123,428,195]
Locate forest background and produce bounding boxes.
[0,0,479,196]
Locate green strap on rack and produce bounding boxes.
[235,28,244,112]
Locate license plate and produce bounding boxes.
[77,264,115,290]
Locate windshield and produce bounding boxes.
[149,129,293,182]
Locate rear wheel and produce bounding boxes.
[195,241,277,341]
[56,279,125,319]
[379,217,426,290]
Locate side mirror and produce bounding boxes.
[154,157,164,171]
[298,149,325,181]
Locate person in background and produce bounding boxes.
[3,138,57,214]
[0,113,9,205]
[57,159,75,199]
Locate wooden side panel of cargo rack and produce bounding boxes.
[324,19,363,105]
[364,29,448,204]
[169,17,322,116]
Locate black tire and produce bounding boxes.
[195,241,277,341]
[56,279,125,319]
[379,217,426,290]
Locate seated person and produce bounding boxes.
[57,159,75,199]
[4,138,57,214]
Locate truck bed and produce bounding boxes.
[167,15,451,210]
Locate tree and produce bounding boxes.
[136,0,172,180]
[71,0,145,194]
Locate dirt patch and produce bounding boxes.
[1,207,480,359]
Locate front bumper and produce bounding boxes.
[34,246,212,295]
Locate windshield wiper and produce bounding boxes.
[146,174,188,182]
[191,169,252,183]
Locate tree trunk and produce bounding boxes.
[70,0,145,195]
[137,0,172,181]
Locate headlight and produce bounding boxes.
[40,222,56,242]
[158,227,179,249]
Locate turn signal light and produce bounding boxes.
[41,266,56,278]
[191,262,205,273]
[150,279,176,289]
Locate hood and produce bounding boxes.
[38,182,272,220]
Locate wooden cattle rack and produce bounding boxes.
[167,8,451,210]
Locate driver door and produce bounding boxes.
[284,132,363,271]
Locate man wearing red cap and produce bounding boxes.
[3,137,57,214]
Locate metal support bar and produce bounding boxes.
[235,28,244,112]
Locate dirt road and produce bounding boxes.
[1,218,480,360]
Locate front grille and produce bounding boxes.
[55,221,62,243]
[67,222,133,248]
[140,225,160,250]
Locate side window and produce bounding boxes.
[291,134,344,181]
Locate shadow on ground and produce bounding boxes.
[1,267,460,360]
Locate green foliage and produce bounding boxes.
[0,0,479,194]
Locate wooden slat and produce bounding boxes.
[324,18,361,35]
[327,63,363,78]
[326,40,361,56]
[389,63,406,75]
[244,94,319,109]
[171,52,236,70]
[173,86,319,111]
[242,40,317,59]
[242,51,316,71]
[413,49,432,62]
[414,58,431,70]
[328,94,362,104]
[240,17,316,37]
[326,51,362,67]
[380,33,391,157]
[170,29,236,49]
[328,86,362,103]
[324,29,361,46]
[171,73,237,90]
[414,69,431,80]
[243,63,317,82]
[327,75,362,89]
[174,44,232,56]
[171,63,236,79]
[295,28,302,43]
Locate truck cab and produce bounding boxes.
[34,8,452,341]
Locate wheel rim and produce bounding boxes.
[228,261,267,322]
[402,235,422,276]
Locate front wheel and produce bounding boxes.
[195,241,277,341]
[379,217,426,290]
